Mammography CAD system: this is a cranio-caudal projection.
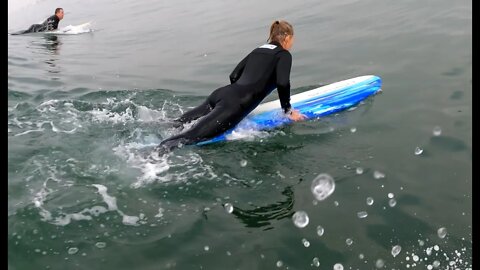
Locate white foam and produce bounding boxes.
[39,99,60,107]
[92,184,142,226]
[36,121,51,128]
[113,138,217,188]
[136,100,181,123]
[92,184,118,211]
[89,206,109,216]
[122,215,140,226]
[140,162,170,183]
[45,22,94,35]
[12,118,24,128]
[90,107,135,124]
[14,128,45,136]
[137,105,166,122]
[154,207,164,218]
[33,182,50,208]
[53,212,93,226]
[35,182,143,226]
[32,168,64,223]
[48,205,110,226]
[50,121,77,134]
[112,142,170,188]
[26,100,83,135]
[38,208,52,221]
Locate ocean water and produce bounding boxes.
[8,0,471,269]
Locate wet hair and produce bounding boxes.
[268,20,294,44]
[55,8,63,14]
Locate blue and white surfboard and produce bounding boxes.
[197,75,382,145]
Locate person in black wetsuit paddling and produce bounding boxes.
[159,20,305,151]
[13,8,64,34]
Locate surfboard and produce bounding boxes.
[44,22,93,35]
[9,22,93,35]
[196,75,382,145]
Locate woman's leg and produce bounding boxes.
[160,101,245,151]
[174,100,212,125]
[171,86,227,128]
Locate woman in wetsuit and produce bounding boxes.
[160,20,305,150]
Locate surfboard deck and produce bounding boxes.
[45,22,93,35]
[9,22,92,35]
[196,75,382,145]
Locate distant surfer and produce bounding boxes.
[12,8,64,35]
[159,20,305,151]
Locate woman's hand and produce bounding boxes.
[288,109,306,121]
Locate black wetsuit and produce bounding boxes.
[160,41,292,150]
[13,15,60,34]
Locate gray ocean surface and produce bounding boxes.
[8,0,471,269]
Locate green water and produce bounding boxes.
[8,0,471,269]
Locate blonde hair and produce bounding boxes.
[268,20,294,44]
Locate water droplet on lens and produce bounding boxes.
[437,227,447,239]
[311,174,335,201]
[433,126,442,136]
[292,211,309,228]
[224,203,233,214]
[316,225,325,236]
[68,247,78,255]
[366,197,374,205]
[415,147,423,155]
[391,245,401,257]
[374,171,385,179]
[357,211,368,218]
